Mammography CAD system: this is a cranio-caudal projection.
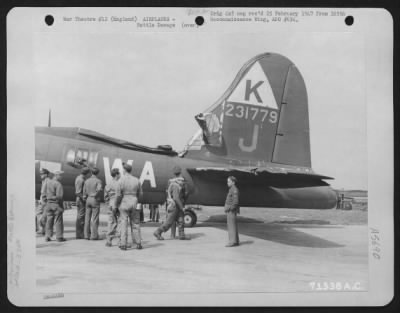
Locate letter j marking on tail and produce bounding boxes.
[238,124,259,152]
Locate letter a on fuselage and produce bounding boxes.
[103,158,156,188]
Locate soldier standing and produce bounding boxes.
[224,176,240,247]
[83,167,103,240]
[36,168,50,235]
[115,163,143,251]
[75,167,91,239]
[149,204,159,222]
[153,166,189,241]
[105,168,121,247]
[45,170,66,242]
[139,204,145,223]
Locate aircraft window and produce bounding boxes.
[88,152,98,166]
[76,149,89,164]
[76,150,82,160]
[66,149,76,163]
[82,150,89,161]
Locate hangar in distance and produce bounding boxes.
[35,52,338,226]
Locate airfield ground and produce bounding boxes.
[36,206,368,294]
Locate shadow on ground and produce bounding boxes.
[56,214,344,248]
[63,220,161,228]
[199,214,344,248]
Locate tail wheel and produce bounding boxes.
[184,209,197,227]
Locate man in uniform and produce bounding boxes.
[83,167,103,240]
[115,163,143,250]
[36,168,50,235]
[153,165,189,241]
[45,170,66,242]
[149,204,159,222]
[139,204,144,223]
[224,176,240,247]
[104,168,121,247]
[75,167,91,239]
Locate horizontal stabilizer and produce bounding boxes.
[187,166,333,180]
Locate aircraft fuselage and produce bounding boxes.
[35,128,337,209]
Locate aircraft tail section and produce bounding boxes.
[186,53,311,168]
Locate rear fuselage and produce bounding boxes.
[35,128,337,209]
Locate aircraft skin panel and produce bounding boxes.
[35,126,178,156]
[227,61,279,109]
[187,173,336,209]
[35,128,336,209]
[35,133,51,194]
[222,101,278,163]
[35,161,41,199]
[257,54,292,107]
[36,129,185,203]
[272,64,311,167]
[186,165,333,180]
[220,55,289,164]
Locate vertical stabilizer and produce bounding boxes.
[187,53,311,168]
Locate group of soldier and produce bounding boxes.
[36,163,241,249]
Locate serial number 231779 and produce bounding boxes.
[225,103,278,123]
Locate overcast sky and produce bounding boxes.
[33,31,367,190]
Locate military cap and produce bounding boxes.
[111,168,120,177]
[122,162,132,173]
[54,170,64,175]
[40,168,49,175]
[173,165,182,175]
[228,176,237,184]
[91,167,100,175]
[81,167,91,175]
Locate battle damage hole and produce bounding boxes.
[345,15,354,26]
[45,15,54,26]
[195,16,204,26]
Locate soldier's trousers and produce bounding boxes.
[169,213,177,238]
[150,205,160,221]
[75,198,86,239]
[226,211,239,245]
[84,197,100,240]
[45,202,64,239]
[119,195,141,247]
[159,206,184,238]
[36,202,47,233]
[106,203,120,244]
[140,207,144,222]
